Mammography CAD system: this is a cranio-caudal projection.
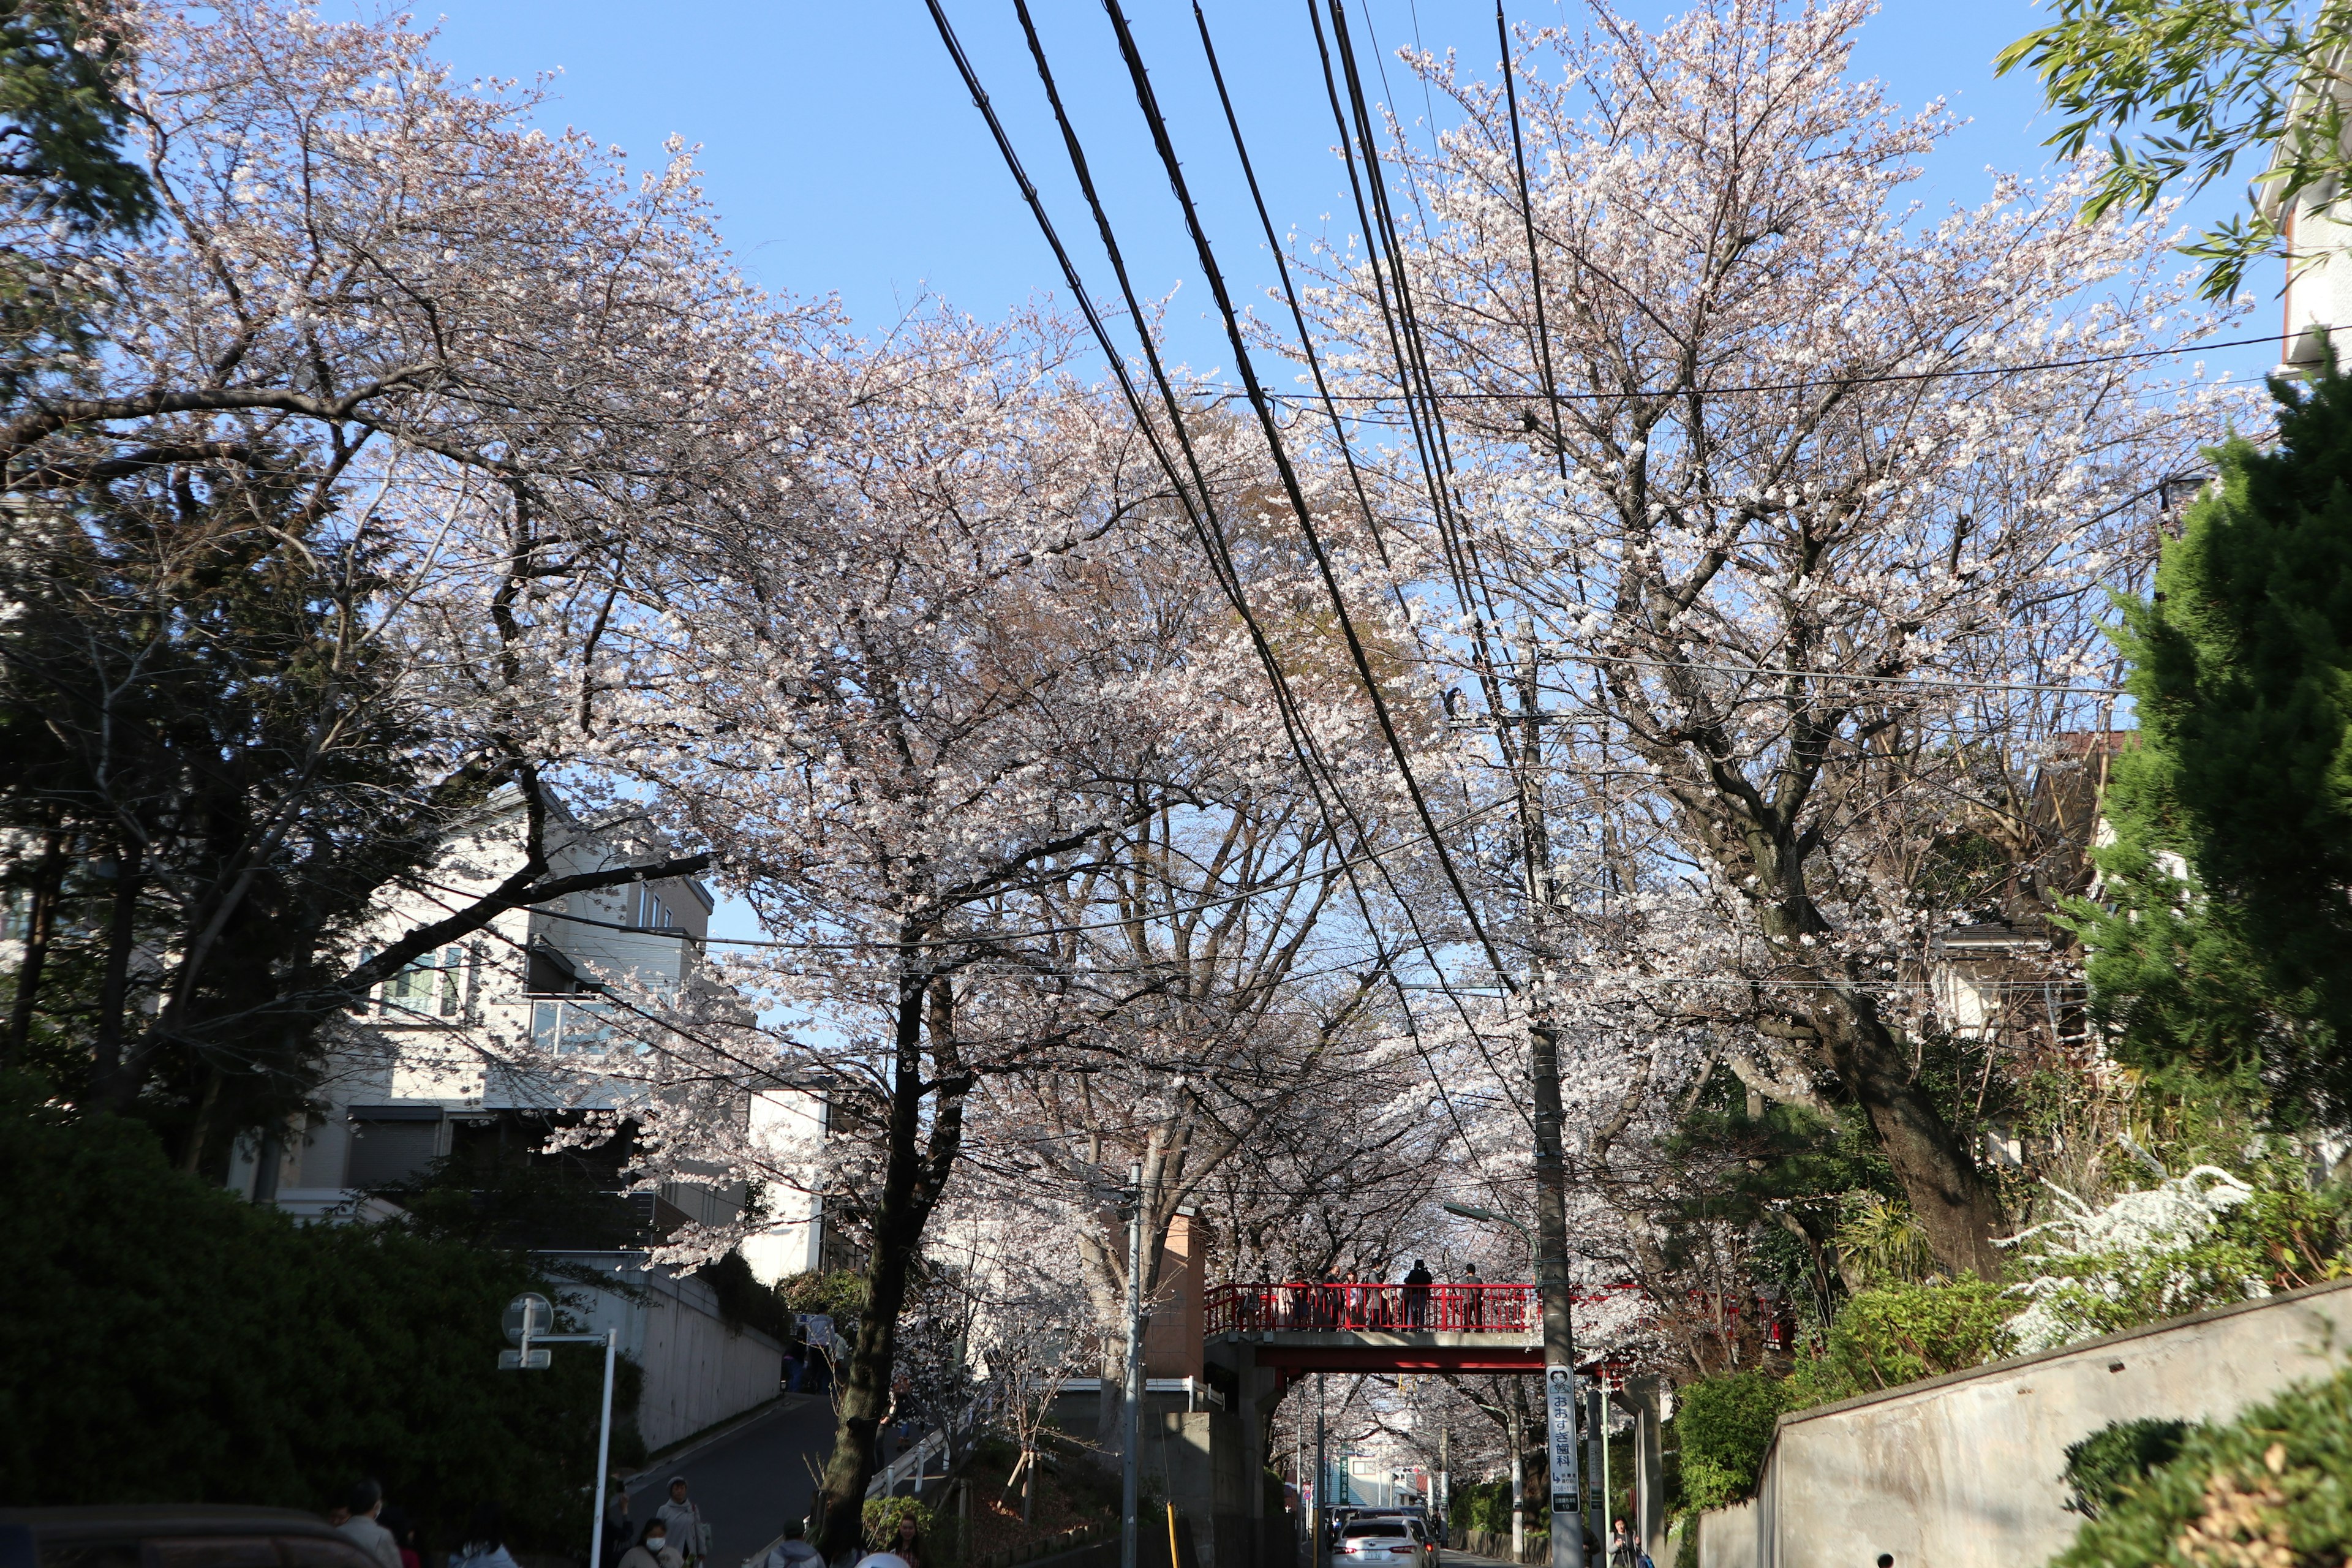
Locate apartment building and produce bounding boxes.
[221,785,837,1264]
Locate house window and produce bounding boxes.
[381,946,465,1017]
[633,885,676,931]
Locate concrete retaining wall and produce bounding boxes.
[1695,1502,1755,1568]
[1740,1277,2352,1568]
[541,1251,784,1452]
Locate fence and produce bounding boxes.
[1204,1282,1537,1334]
[867,1381,1008,1498]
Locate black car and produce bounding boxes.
[0,1507,378,1568]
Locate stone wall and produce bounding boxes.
[1719,1278,2352,1568]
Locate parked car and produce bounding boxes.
[0,1506,377,1568]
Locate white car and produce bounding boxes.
[1336,1518,1434,1565]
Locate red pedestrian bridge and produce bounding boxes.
[1206,1280,1577,1377]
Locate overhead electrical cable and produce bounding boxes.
[1098,0,1520,997]
[925,0,1520,1147]
[1009,0,1520,1148]
[1495,1,1569,480]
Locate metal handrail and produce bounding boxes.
[1203,1281,1541,1335]
[864,1381,1005,1499]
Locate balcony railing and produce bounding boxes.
[1204,1281,1538,1335]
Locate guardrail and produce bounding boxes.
[865,1381,1006,1498]
[1204,1282,1539,1334]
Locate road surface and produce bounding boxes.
[624,1395,839,1568]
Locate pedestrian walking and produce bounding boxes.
[657,1477,708,1568]
[450,1506,520,1568]
[618,1519,681,1568]
[1461,1262,1482,1329]
[1403,1259,1433,1329]
[336,1482,400,1568]
[1609,1518,1638,1568]
[760,1521,822,1568]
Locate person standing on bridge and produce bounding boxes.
[1403,1260,1433,1329]
[1460,1262,1481,1329]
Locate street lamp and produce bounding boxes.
[501,1292,622,1568]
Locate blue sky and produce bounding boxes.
[421,0,2275,948]
[426,0,2281,375]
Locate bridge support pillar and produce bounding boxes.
[1624,1376,1665,1564]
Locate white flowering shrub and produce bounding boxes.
[1998,1167,2271,1353]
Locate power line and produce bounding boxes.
[1177,325,2301,409]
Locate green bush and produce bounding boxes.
[2052,1363,2352,1568]
[1786,1276,2013,1403]
[862,1497,934,1550]
[0,1075,644,1549]
[1676,1372,1791,1510]
[2062,1418,2195,1520]
[1451,1479,1512,1534]
[696,1249,794,1341]
[776,1268,869,1322]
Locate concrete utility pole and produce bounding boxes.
[1122,1162,1144,1568]
[1315,1374,1330,1568]
[1509,622,1585,1568]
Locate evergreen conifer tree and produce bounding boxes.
[2079,366,2352,1113]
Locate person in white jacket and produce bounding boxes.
[656,1478,708,1568]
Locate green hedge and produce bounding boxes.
[1676,1372,1790,1510]
[2052,1364,2352,1568]
[0,1076,644,1549]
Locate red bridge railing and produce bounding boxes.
[1205,1281,1537,1335]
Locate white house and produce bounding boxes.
[2264,51,2352,375]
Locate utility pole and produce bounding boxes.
[1510,622,1585,1568]
[1122,1161,1144,1568]
[1439,1422,1450,1537]
[1315,1374,1330,1568]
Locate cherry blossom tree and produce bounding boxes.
[1297,0,2250,1275]
[0,2,799,1140]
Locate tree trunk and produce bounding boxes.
[814,971,964,1564]
[4,827,64,1065]
[89,837,145,1106]
[1814,997,2005,1278]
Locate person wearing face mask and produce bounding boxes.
[619,1518,680,1568]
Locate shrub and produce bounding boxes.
[1675,1372,1791,1510]
[696,1249,794,1341]
[1451,1479,1512,1534]
[0,1074,644,1549]
[863,1497,935,1549]
[2061,1418,2194,1520]
[2051,1363,2352,1568]
[1787,1276,2013,1403]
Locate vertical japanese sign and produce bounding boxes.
[1545,1365,1582,1517]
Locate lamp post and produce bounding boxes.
[501,1292,622,1568]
